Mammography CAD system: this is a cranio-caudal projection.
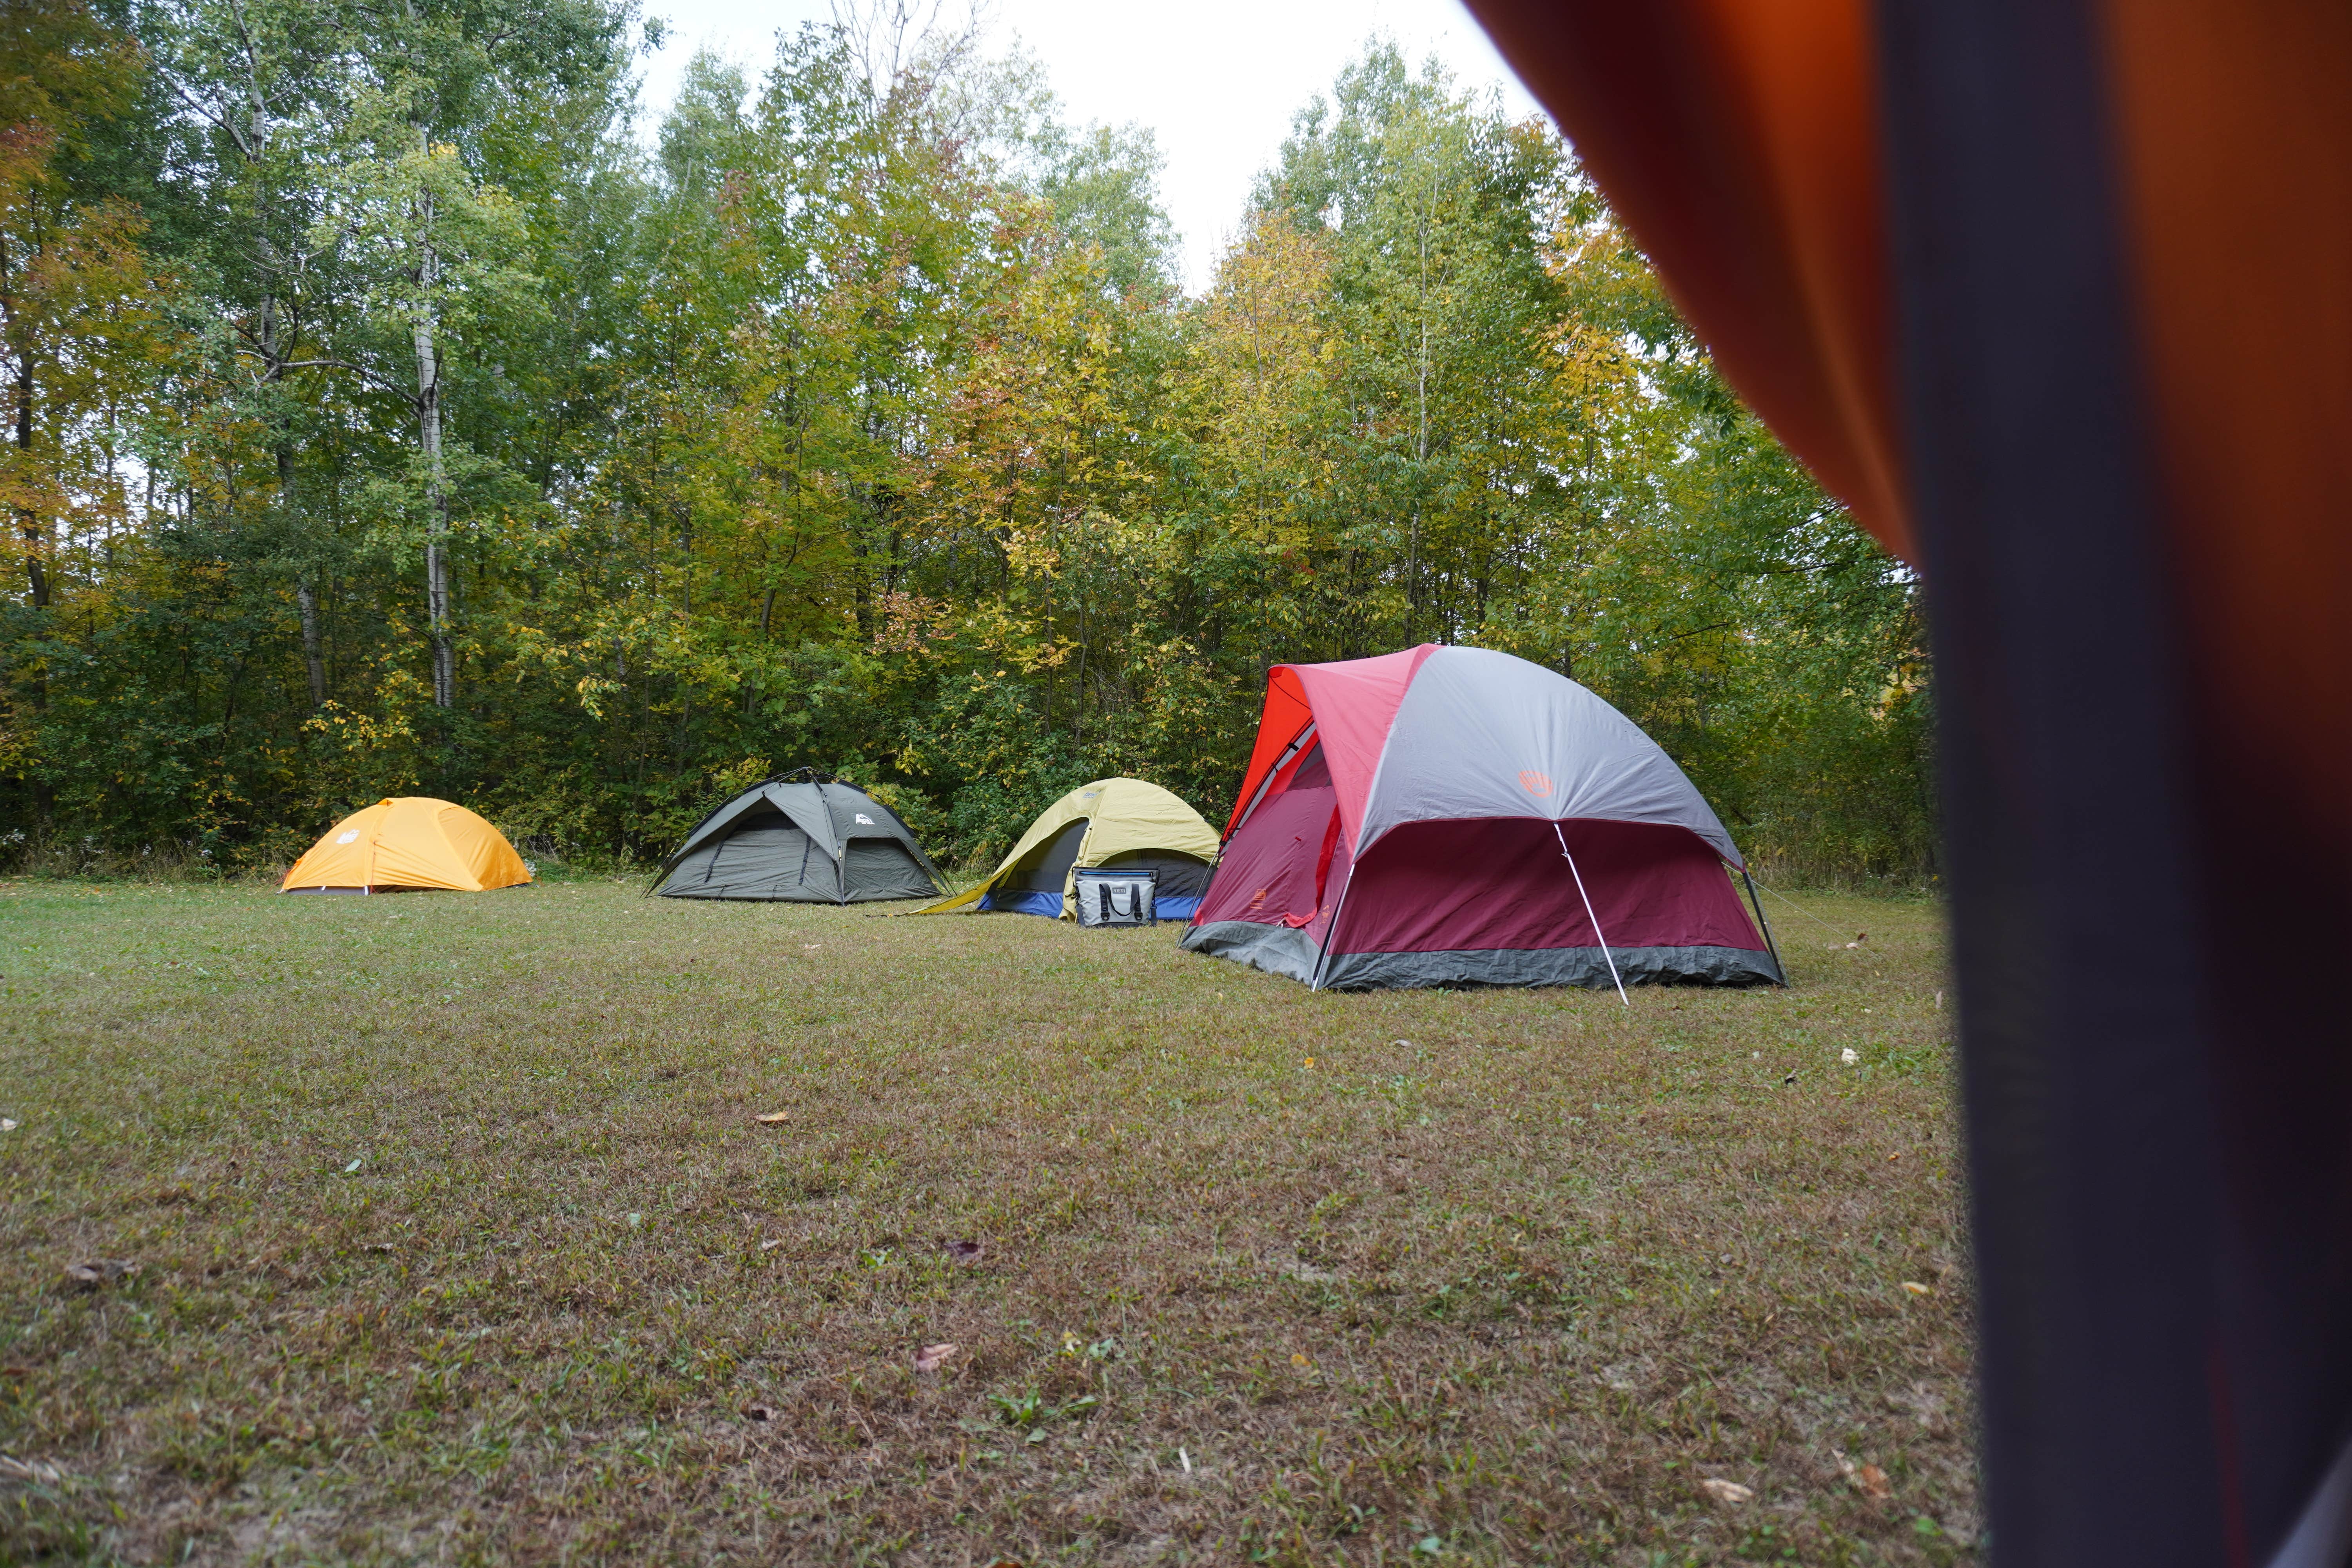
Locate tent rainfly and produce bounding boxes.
[1183,644,1785,991]
[282,797,533,894]
[650,770,944,903]
[918,777,1219,921]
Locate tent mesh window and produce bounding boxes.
[1074,867,1157,927]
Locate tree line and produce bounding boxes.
[0,0,1934,881]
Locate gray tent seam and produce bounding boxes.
[1739,867,1789,986]
[1307,865,1358,993]
[1557,821,1630,1007]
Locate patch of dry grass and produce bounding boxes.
[0,876,1969,1564]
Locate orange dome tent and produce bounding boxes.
[281,798,532,894]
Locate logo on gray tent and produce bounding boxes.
[855,813,875,824]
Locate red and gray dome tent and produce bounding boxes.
[1182,644,1783,992]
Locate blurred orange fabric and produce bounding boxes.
[1465,0,2351,843]
[1463,0,1907,557]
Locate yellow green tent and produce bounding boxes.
[281,797,532,894]
[918,777,1218,920]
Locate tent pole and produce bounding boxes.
[1555,822,1629,1007]
[1739,867,1789,986]
[811,776,849,905]
[1308,866,1357,993]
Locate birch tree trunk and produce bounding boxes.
[11,348,44,611]
[413,178,453,710]
[235,36,328,712]
[279,442,326,708]
[1410,216,1429,646]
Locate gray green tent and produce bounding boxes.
[650,770,944,903]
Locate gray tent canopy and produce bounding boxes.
[650,769,944,903]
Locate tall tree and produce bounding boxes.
[307,0,629,714]
[0,0,163,805]
[150,0,365,709]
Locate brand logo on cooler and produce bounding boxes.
[854,813,875,825]
[1518,770,1554,797]
[337,831,360,843]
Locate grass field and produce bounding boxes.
[1,875,1971,1565]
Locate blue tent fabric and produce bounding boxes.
[979,889,1065,917]
[978,889,1200,920]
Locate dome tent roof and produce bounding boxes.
[282,798,532,893]
[1225,643,1741,866]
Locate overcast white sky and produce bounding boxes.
[632,0,1548,293]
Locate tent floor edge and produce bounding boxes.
[1181,921,1778,991]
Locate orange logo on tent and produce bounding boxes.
[1519,770,1554,796]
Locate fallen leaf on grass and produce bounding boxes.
[1700,1477,1753,1505]
[1837,1451,1894,1499]
[62,1259,138,1289]
[0,1455,64,1485]
[944,1238,984,1265]
[915,1343,958,1374]
[754,1112,790,1125]
[0,1119,16,1132]
[759,1238,786,1252]
[1902,1281,1933,1297]
[742,1403,777,1423]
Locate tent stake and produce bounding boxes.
[1739,867,1789,986]
[1556,822,1630,1007]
